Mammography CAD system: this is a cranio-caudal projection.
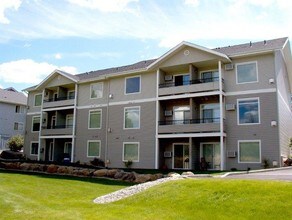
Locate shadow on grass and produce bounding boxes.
[0,169,134,187]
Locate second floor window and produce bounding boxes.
[32,116,40,132]
[14,122,24,130]
[125,76,140,94]
[89,110,102,129]
[90,82,103,99]
[236,62,258,84]
[87,140,101,157]
[238,98,260,125]
[15,105,25,113]
[30,142,39,155]
[34,94,42,107]
[124,107,140,129]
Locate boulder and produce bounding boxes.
[4,162,19,169]
[107,169,118,178]
[20,162,31,171]
[167,172,181,178]
[134,174,152,183]
[154,173,164,179]
[47,164,58,173]
[181,171,194,176]
[57,166,68,174]
[114,171,125,179]
[81,169,90,176]
[93,169,108,177]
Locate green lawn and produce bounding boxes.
[0,170,291,220]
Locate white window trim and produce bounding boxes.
[30,141,39,156]
[88,109,102,129]
[66,114,74,127]
[238,140,261,163]
[199,69,219,79]
[125,75,141,95]
[90,82,103,99]
[14,122,24,131]
[172,143,190,169]
[123,142,140,162]
[235,61,258,84]
[237,97,260,125]
[87,140,101,158]
[34,93,42,107]
[123,106,140,130]
[31,115,41,133]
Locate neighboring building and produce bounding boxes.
[0,87,27,150]
[23,37,292,170]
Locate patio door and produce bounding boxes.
[173,144,190,169]
[201,143,220,170]
[173,106,190,124]
[45,142,54,161]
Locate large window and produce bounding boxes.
[34,94,42,107]
[88,110,102,129]
[238,141,261,163]
[201,103,220,123]
[124,107,140,129]
[30,142,39,156]
[32,116,40,132]
[173,106,190,124]
[125,76,140,94]
[87,140,101,157]
[174,74,190,86]
[90,82,103,99]
[201,70,219,82]
[236,62,258,84]
[238,98,260,125]
[66,114,74,128]
[123,142,139,162]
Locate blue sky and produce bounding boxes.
[0,0,291,92]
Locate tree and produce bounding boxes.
[7,135,24,152]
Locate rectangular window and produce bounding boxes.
[201,103,220,123]
[90,82,103,99]
[30,142,39,156]
[238,141,261,163]
[14,122,24,131]
[238,98,260,125]
[201,70,219,83]
[173,106,190,124]
[125,76,140,94]
[66,114,74,128]
[123,142,139,162]
[124,107,140,129]
[88,110,102,129]
[174,74,190,86]
[87,140,101,157]
[236,62,258,84]
[68,90,75,99]
[32,116,40,132]
[34,94,42,107]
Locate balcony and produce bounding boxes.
[158,77,222,96]
[43,96,75,109]
[158,118,222,134]
[41,125,73,136]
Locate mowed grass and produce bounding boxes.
[0,170,291,220]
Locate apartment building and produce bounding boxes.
[0,87,27,150]
[23,37,292,170]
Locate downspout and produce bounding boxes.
[218,60,225,171]
[105,77,110,167]
[71,83,78,162]
[155,69,160,169]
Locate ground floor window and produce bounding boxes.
[30,142,39,155]
[87,140,101,157]
[238,140,261,163]
[123,142,139,162]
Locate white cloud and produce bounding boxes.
[55,53,62,59]
[66,0,138,12]
[0,0,21,24]
[0,59,78,84]
[184,0,199,7]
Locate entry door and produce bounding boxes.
[173,144,190,169]
[202,143,220,170]
[173,106,190,124]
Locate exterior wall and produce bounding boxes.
[27,91,42,114]
[78,81,108,106]
[24,114,40,159]
[0,102,26,149]
[45,74,74,88]
[275,50,292,162]
[225,92,279,170]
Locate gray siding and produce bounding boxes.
[24,114,40,159]
[275,50,292,162]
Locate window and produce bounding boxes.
[123,142,139,162]
[173,106,190,124]
[88,110,102,129]
[124,107,140,129]
[201,70,219,82]
[236,62,258,84]
[125,76,140,94]
[34,94,42,107]
[174,74,190,86]
[238,98,260,125]
[30,142,39,156]
[64,142,72,159]
[238,141,261,163]
[90,82,103,99]
[66,114,74,128]
[201,103,220,123]
[32,116,40,132]
[15,105,24,113]
[14,122,24,131]
[87,140,101,157]
[68,90,75,99]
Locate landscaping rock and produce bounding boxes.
[20,162,31,171]
[114,171,125,179]
[167,172,181,178]
[81,169,90,176]
[134,174,152,183]
[47,164,58,173]
[93,169,108,177]
[107,169,118,177]
[181,171,195,176]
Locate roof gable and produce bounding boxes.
[0,88,27,105]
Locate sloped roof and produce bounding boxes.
[0,88,27,106]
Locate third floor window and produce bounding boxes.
[125,76,140,94]
[236,62,258,84]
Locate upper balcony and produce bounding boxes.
[158,118,224,134]
[43,96,75,109]
[41,124,73,136]
[159,77,222,96]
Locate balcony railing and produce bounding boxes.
[159,118,220,125]
[44,96,74,103]
[159,77,220,88]
[42,124,73,129]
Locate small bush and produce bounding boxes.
[90,158,105,167]
[7,135,24,152]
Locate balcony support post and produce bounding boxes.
[155,69,160,169]
[37,89,45,161]
[219,60,225,171]
[71,83,78,163]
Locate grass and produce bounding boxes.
[0,170,291,220]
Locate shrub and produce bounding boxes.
[90,158,105,167]
[7,135,24,152]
